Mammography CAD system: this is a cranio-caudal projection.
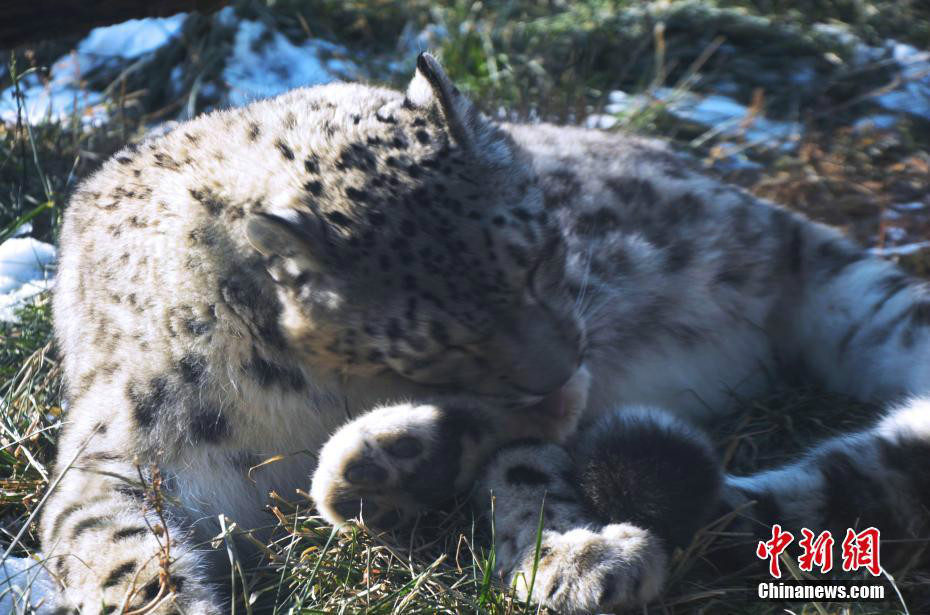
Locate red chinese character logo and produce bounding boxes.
[756,524,794,578]
[841,527,881,576]
[798,528,834,573]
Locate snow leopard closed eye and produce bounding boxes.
[245,54,583,402]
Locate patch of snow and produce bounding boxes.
[585,113,618,130]
[604,88,801,147]
[223,19,355,108]
[884,226,907,242]
[853,114,899,132]
[0,555,56,614]
[893,201,927,212]
[214,5,238,28]
[11,223,32,237]
[0,237,56,322]
[0,62,107,126]
[858,41,930,121]
[0,14,186,126]
[882,209,902,221]
[78,14,186,59]
[667,91,801,145]
[870,241,930,257]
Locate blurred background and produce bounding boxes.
[1,2,928,613]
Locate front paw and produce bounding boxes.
[311,403,477,531]
[510,524,667,614]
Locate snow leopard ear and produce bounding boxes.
[245,211,329,278]
[405,52,484,150]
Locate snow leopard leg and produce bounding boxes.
[770,213,930,401]
[479,407,722,613]
[722,398,930,571]
[40,397,221,615]
[753,213,930,568]
[311,368,591,530]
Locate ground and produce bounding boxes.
[1,1,929,613]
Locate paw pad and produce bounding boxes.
[343,461,387,484]
[384,436,422,458]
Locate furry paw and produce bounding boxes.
[311,402,483,530]
[510,524,667,614]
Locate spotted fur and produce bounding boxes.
[45,52,930,613]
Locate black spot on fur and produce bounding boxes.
[375,108,396,124]
[606,176,657,205]
[247,122,261,141]
[576,207,620,236]
[415,129,430,144]
[771,210,804,275]
[304,180,323,196]
[276,139,295,161]
[338,143,376,171]
[102,561,137,588]
[304,155,320,174]
[188,187,225,215]
[911,301,930,326]
[51,501,90,536]
[184,318,212,336]
[345,186,369,202]
[220,266,286,348]
[247,355,305,390]
[428,320,449,344]
[82,451,121,463]
[879,437,930,519]
[178,353,207,384]
[715,262,753,287]
[113,526,149,541]
[154,152,180,171]
[873,274,911,313]
[128,376,174,429]
[190,404,229,443]
[115,482,146,501]
[71,515,109,538]
[506,465,551,486]
[817,240,864,275]
[541,169,580,210]
[326,211,352,227]
[819,449,897,534]
[664,241,693,273]
[142,578,161,601]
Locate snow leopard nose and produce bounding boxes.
[492,306,582,396]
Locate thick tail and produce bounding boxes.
[476,406,723,613]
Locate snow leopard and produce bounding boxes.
[43,53,929,614]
